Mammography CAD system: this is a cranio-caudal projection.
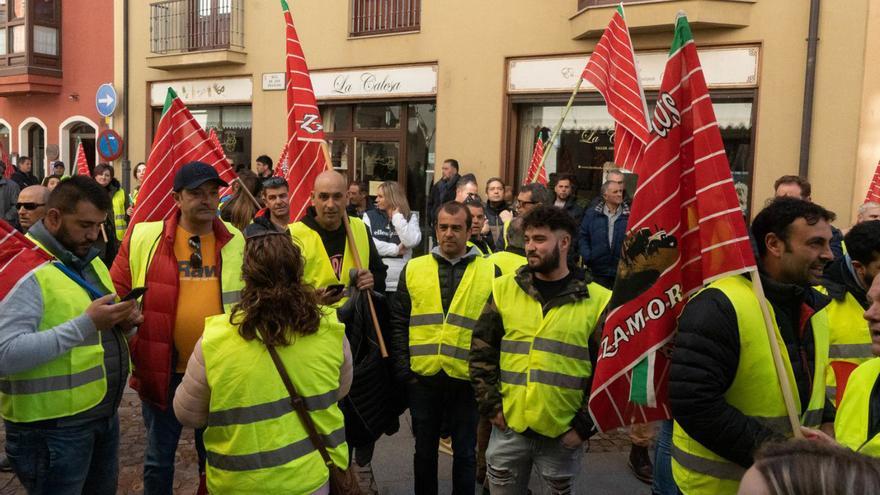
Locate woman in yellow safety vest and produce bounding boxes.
[173,224,353,495]
[92,162,130,265]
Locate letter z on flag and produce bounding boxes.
[588,14,757,432]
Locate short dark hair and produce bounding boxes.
[438,201,472,230]
[93,163,114,179]
[774,175,812,199]
[18,156,31,163]
[48,175,112,214]
[845,220,880,266]
[463,196,485,213]
[751,197,836,257]
[521,205,577,238]
[256,155,273,168]
[53,161,65,173]
[486,177,505,191]
[444,159,459,171]
[457,175,478,191]
[519,182,552,205]
[350,180,368,194]
[555,174,576,188]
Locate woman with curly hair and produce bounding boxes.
[174,225,353,494]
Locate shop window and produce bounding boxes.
[355,103,401,130]
[152,105,252,169]
[0,0,61,76]
[351,0,420,37]
[515,96,754,214]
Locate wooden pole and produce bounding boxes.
[319,142,389,357]
[749,269,804,438]
[531,75,584,183]
[233,176,262,210]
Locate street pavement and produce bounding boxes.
[0,387,652,494]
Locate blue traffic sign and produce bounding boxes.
[96,84,117,117]
[97,129,124,161]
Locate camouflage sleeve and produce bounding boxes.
[469,293,505,418]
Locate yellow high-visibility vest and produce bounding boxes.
[488,251,527,276]
[835,358,880,457]
[291,217,370,307]
[111,188,127,241]
[672,276,830,495]
[815,285,872,405]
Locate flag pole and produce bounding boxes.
[749,269,804,438]
[232,177,262,210]
[320,142,389,358]
[532,76,584,183]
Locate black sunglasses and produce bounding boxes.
[188,236,203,270]
[16,202,45,211]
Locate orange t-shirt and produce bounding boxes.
[172,226,223,372]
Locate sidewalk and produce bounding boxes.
[0,387,649,494]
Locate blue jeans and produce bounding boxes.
[652,420,679,495]
[485,426,584,495]
[408,375,478,495]
[4,414,120,495]
[142,373,206,495]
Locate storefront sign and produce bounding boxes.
[508,46,759,93]
[262,73,286,91]
[312,64,438,100]
[150,77,253,106]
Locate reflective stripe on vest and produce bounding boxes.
[405,255,494,380]
[291,217,370,308]
[112,188,127,241]
[128,221,245,314]
[835,358,880,457]
[202,312,348,494]
[494,273,610,438]
[815,286,872,405]
[672,276,830,495]
[488,251,527,276]
[0,248,115,422]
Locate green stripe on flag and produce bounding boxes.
[668,13,694,55]
[629,357,649,404]
[162,88,177,116]
[280,0,290,12]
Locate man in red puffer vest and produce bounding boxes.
[111,162,245,495]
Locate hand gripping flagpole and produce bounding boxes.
[531,76,584,183]
[320,142,389,358]
[750,269,804,438]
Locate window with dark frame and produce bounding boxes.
[350,0,420,37]
[0,0,61,77]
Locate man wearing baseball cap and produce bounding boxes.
[111,161,245,494]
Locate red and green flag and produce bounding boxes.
[865,160,880,203]
[279,0,328,221]
[524,128,548,185]
[589,14,757,431]
[75,141,90,176]
[128,88,237,230]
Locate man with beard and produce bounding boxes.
[470,206,611,493]
[390,201,498,494]
[245,177,290,235]
[669,197,836,494]
[818,220,880,405]
[0,176,142,493]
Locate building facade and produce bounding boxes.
[0,0,113,179]
[118,0,880,225]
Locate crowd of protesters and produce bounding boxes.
[2,154,880,495]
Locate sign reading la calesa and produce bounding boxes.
[333,72,403,95]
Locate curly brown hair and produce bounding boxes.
[230,233,322,346]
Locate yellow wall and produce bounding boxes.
[117,0,876,225]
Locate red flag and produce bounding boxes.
[274,143,289,178]
[129,88,237,230]
[523,129,548,185]
[279,0,328,221]
[581,6,650,172]
[865,160,880,203]
[0,139,11,178]
[75,142,90,176]
[588,14,757,431]
[207,128,233,198]
[0,219,52,303]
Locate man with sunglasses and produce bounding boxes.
[111,161,245,495]
[0,161,20,227]
[245,177,290,235]
[16,185,49,232]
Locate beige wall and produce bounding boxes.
[117,0,876,225]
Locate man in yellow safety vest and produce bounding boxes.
[669,198,837,494]
[470,205,610,493]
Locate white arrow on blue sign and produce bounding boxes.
[96,84,117,117]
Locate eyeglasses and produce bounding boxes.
[262,177,288,188]
[16,202,45,210]
[516,200,537,209]
[188,236,203,270]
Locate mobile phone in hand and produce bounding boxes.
[121,287,148,302]
[325,284,345,296]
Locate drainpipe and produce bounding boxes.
[798,0,821,178]
[121,0,131,194]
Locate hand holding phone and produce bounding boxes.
[121,287,148,302]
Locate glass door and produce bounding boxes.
[356,140,399,195]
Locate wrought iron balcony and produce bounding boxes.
[150,0,243,55]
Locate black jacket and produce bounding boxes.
[10,169,39,189]
[389,246,499,384]
[427,174,459,228]
[822,256,868,309]
[556,196,585,226]
[669,272,833,468]
[485,200,511,246]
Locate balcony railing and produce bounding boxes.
[351,0,420,37]
[150,0,244,55]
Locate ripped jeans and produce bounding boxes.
[485,425,583,495]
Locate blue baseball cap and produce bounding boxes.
[173,161,228,192]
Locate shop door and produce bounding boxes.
[356,140,400,194]
[189,0,230,51]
